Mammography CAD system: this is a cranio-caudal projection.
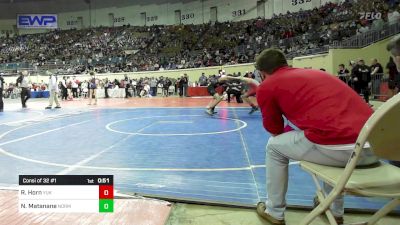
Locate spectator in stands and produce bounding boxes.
[388,8,400,24]
[254,49,378,225]
[0,0,398,72]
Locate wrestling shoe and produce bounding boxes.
[249,107,259,114]
[205,109,214,116]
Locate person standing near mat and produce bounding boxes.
[351,59,372,105]
[45,71,61,109]
[163,77,172,97]
[60,76,68,100]
[88,72,98,105]
[16,70,31,108]
[254,49,378,225]
[71,76,79,98]
[0,72,4,112]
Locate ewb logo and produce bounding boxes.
[17,14,58,29]
[359,12,382,20]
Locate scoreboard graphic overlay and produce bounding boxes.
[19,175,114,213]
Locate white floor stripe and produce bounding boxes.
[57,136,130,175]
[0,111,44,126]
[105,115,247,136]
[57,121,159,175]
[0,120,90,147]
[0,107,300,173]
[157,121,194,124]
[232,108,261,201]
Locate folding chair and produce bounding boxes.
[299,93,400,225]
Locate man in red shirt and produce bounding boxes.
[254,49,378,225]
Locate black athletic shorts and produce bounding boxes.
[207,85,216,96]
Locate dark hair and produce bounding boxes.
[387,34,400,56]
[339,64,345,67]
[255,49,288,74]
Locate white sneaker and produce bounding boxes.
[205,109,214,116]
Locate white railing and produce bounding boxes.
[331,22,400,49]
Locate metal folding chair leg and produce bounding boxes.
[367,198,400,225]
[300,174,339,225]
[316,190,338,225]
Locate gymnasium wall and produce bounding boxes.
[330,39,392,74]
[293,38,392,75]
[291,53,333,73]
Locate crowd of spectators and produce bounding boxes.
[1,73,189,99]
[1,68,261,100]
[339,56,400,98]
[0,0,399,74]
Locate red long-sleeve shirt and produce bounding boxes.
[256,66,373,145]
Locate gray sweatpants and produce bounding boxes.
[265,130,378,219]
[48,89,60,107]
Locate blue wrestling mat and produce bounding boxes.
[0,108,397,212]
